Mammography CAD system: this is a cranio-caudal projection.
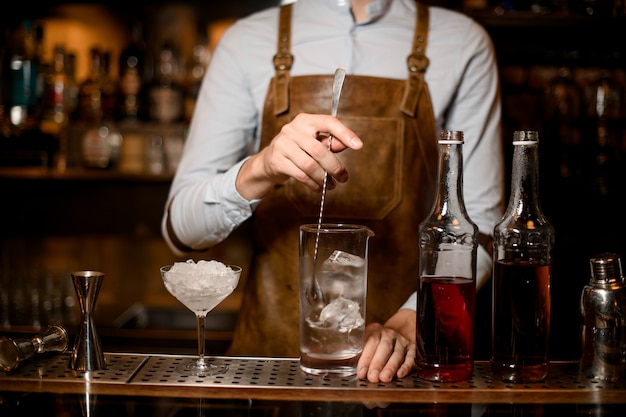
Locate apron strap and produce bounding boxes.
[400,2,430,117]
[273,1,430,118]
[273,3,294,115]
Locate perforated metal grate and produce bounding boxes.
[4,353,147,384]
[3,353,625,393]
[133,356,626,391]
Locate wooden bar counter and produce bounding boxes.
[1,353,625,416]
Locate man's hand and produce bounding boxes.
[236,113,362,200]
[357,308,417,383]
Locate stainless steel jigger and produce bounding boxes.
[0,324,69,372]
[69,270,107,371]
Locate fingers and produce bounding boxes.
[395,342,417,379]
[240,113,363,198]
[357,323,384,380]
[280,114,361,190]
[303,114,362,152]
[372,335,411,383]
[268,131,330,190]
[357,323,415,383]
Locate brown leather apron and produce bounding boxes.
[228,1,439,357]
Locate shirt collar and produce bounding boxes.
[365,0,391,20]
[325,0,391,22]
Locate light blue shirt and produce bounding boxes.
[163,0,504,306]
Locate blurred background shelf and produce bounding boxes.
[1,0,625,360]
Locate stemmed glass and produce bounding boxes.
[160,260,241,376]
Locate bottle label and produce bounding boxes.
[10,58,39,107]
[82,127,112,168]
[149,87,182,123]
[120,71,141,96]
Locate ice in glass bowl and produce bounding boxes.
[160,260,241,316]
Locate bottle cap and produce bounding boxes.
[590,253,624,285]
[513,130,539,145]
[439,130,463,144]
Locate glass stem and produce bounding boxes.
[196,314,206,366]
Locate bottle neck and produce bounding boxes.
[85,50,103,83]
[433,142,466,217]
[52,48,66,74]
[507,142,543,215]
[419,134,477,281]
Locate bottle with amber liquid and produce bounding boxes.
[75,47,116,124]
[416,130,478,383]
[76,47,122,169]
[491,130,554,383]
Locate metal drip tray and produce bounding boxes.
[135,355,359,387]
[1,353,147,384]
[1,354,625,404]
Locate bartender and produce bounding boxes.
[162,0,504,383]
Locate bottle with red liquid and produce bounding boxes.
[491,130,554,383]
[416,130,478,382]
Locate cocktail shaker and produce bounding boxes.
[580,253,626,381]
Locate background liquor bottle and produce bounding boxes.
[117,21,147,122]
[75,47,116,125]
[65,52,79,118]
[416,130,478,383]
[76,47,122,169]
[491,130,555,383]
[41,45,71,129]
[582,70,623,199]
[100,51,117,123]
[8,19,43,131]
[543,67,583,182]
[40,45,72,170]
[183,22,211,123]
[147,41,183,124]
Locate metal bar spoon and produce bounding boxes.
[307,67,347,308]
